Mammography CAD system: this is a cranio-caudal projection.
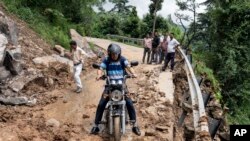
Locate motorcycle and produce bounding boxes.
[92,61,138,141]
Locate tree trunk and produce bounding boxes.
[152,11,157,34]
[152,0,160,34]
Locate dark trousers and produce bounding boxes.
[162,52,175,70]
[150,48,158,63]
[158,49,166,64]
[142,48,151,63]
[94,95,136,124]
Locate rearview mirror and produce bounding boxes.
[92,63,100,69]
[130,61,139,67]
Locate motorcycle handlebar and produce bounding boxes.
[99,75,133,81]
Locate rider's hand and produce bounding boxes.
[96,75,102,81]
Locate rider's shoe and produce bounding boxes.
[132,126,141,136]
[75,87,82,93]
[90,126,100,134]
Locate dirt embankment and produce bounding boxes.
[172,51,229,141]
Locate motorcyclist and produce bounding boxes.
[90,43,141,136]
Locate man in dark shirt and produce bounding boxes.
[150,32,160,64]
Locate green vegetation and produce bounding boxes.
[178,0,250,124]
[193,53,222,100]
[1,0,182,49]
[1,0,101,49]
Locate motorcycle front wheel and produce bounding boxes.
[113,116,121,141]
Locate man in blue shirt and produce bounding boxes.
[90,43,141,136]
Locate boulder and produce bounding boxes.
[3,48,22,75]
[0,34,8,64]
[8,70,43,92]
[70,29,96,58]
[0,12,18,45]
[0,96,36,106]
[54,45,65,57]
[33,54,73,73]
[0,66,11,82]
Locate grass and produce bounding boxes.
[193,52,222,101]
[1,0,75,50]
[227,105,250,124]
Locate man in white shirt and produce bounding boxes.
[162,33,180,72]
[70,40,85,93]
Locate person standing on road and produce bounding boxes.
[70,40,86,93]
[142,33,152,64]
[159,35,168,64]
[150,32,160,64]
[162,33,180,72]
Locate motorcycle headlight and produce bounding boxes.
[111,90,123,101]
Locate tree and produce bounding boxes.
[175,0,200,48]
[122,7,140,37]
[149,0,164,33]
[142,14,169,35]
[195,0,250,123]
[109,0,134,15]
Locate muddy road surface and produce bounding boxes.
[0,38,176,141]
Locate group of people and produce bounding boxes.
[142,32,180,71]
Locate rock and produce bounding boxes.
[33,54,73,73]
[211,109,223,119]
[47,77,54,86]
[157,97,167,103]
[70,29,96,58]
[0,128,19,141]
[149,86,157,92]
[0,96,36,106]
[184,125,195,139]
[0,66,11,82]
[26,98,37,106]
[8,71,43,92]
[158,91,165,97]
[0,15,18,45]
[68,138,77,141]
[54,45,65,56]
[213,100,222,108]
[145,129,156,136]
[0,10,4,17]
[182,102,192,113]
[140,109,147,117]
[3,48,22,75]
[218,131,230,141]
[46,118,60,128]
[145,106,159,121]
[0,34,8,64]
[155,125,169,132]
[82,114,90,119]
